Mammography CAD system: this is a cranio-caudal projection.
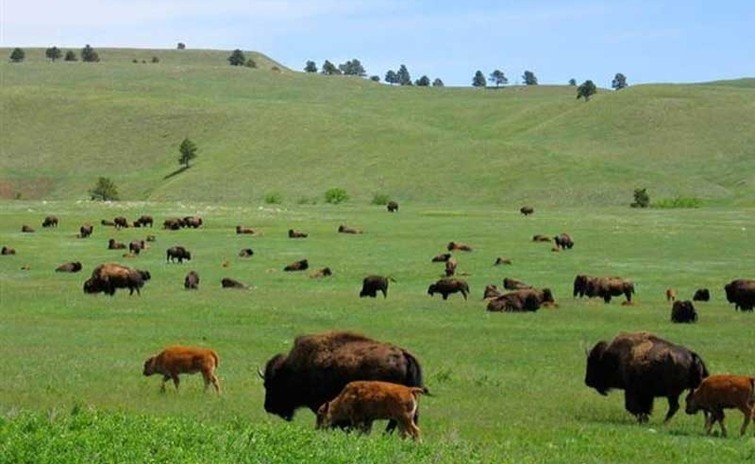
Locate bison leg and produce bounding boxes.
[381,287,387,298]
[625,391,652,423]
[663,395,680,424]
[169,372,180,391]
[461,290,468,300]
[203,371,221,394]
[737,405,751,436]
[160,375,171,393]
[603,294,612,303]
[442,293,449,300]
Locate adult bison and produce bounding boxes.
[503,277,532,290]
[108,238,126,250]
[183,216,203,228]
[78,224,94,238]
[447,241,472,252]
[284,259,309,272]
[431,253,451,263]
[221,277,248,289]
[519,206,534,216]
[166,246,191,263]
[83,263,151,296]
[1,246,16,255]
[427,278,469,300]
[42,215,59,228]
[585,331,709,423]
[360,275,393,298]
[129,240,146,255]
[184,270,200,290]
[163,218,182,230]
[487,288,555,312]
[553,233,574,250]
[113,216,129,229]
[259,330,425,430]
[573,274,634,303]
[135,215,153,228]
[386,201,399,213]
[692,288,710,302]
[288,229,308,238]
[724,279,755,311]
[338,225,363,234]
[55,261,83,273]
[671,300,698,323]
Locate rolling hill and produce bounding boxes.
[1,47,753,206]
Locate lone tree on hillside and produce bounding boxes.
[489,70,508,87]
[576,80,597,101]
[304,60,317,73]
[396,64,412,86]
[178,138,198,168]
[384,70,398,85]
[612,73,628,90]
[10,48,25,63]
[228,49,246,66]
[472,70,486,87]
[522,70,538,85]
[81,44,100,62]
[369,75,380,82]
[89,177,119,201]
[64,50,78,61]
[45,46,62,62]
[631,188,650,208]
[321,60,340,75]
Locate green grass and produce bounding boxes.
[1,48,753,206]
[1,200,754,462]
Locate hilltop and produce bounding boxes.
[1,48,753,206]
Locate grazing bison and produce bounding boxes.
[519,206,534,216]
[221,277,247,289]
[55,261,83,273]
[685,374,755,437]
[360,275,393,298]
[483,284,502,300]
[503,277,532,290]
[666,288,677,302]
[108,238,127,250]
[284,259,309,272]
[288,229,308,238]
[83,263,151,296]
[671,300,698,323]
[143,345,220,393]
[724,279,755,311]
[386,201,399,213]
[42,215,59,228]
[163,218,182,230]
[338,225,363,234]
[427,278,470,300]
[129,240,145,255]
[573,274,635,303]
[431,253,452,263]
[184,270,199,290]
[183,216,203,228]
[447,241,472,252]
[494,257,512,266]
[166,246,191,263]
[260,330,425,431]
[553,233,574,250]
[487,288,555,312]
[236,225,257,235]
[316,381,427,441]
[113,216,129,229]
[310,267,333,278]
[585,331,709,423]
[1,246,16,255]
[692,288,710,302]
[21,225,34,233]
[135,215,153,227]
[78,224,94,238]
[444,257,457,277]
[238,248,254,258]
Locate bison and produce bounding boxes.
[101,219,116,227]
[284,259,309,272]
[585,331,709,423]
[338,225,363,234]
[724,279,755,311]
[135,215,153,227]
[444,257,457,277]
[1,246,16,255]
[78,224,94,238]
[316,381,427,441]
[236,225,257,235]
[427,278,469,300]
[260,330,425,431]
[483,284,502,300]
[494,257,512,266]
[288,229,308,238]
[519,206,534,216]
[21,225,34,233]
[431,253,452,263]
[685,374,755,437]
[360,275,393,298]
[55,261,83,273]
[553,233,574,250]
[666,288,677,302]
[83,263,151,296]
[573,274,635,303]
[238,248,254,258]
[221,277,248,289]
[42,215,59,228]
[670,300,698,323]
[487,288,555,312]
[447,241,472,252]
[532,234,551,242]
[183,216,203,228]
[108,238,126,250]
[310,267,333,278]
[692,288,710,302]
[166,246,191,263]
[129,240,145,255]
[386,201,399,213]
[503,277,532,290]
[143,345,220,393]
[113,216,129,229]
[184,270,199,290]
[163,218,182,230]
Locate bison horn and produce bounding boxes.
[257,368,265,380]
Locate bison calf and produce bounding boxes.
[284,259,309,272]
[316,380,427,441]
[685,374,755,437]
[666,288,677,302]
[310,267,333,278]
[143,345,220,393]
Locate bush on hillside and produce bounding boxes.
[89,177,119,201]
[264,192,283,204]
[324,187,349,204]
[371,193,391,205]
[630,188,650,208]
[653,197,702,209]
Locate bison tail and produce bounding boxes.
[387,276,397,283]
[211,350,220,368]
[689,352,709,387]
[403,350,424,388]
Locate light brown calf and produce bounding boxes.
[685,374,755,437]
[316,380,427,441]
[143,345,220,393]
[666,288,677,302]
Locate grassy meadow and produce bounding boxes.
[1,200,754,463]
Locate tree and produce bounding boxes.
[178,138,198,168]
[9,48,25,63]
[64,50,77,61]
[369,75,380,82]
[472,70,486,87]
[228,49,246,66]
[244,58,256,68]
[338,59,366,76]
[415,75,430,86]
[304,60,318,73]
[89,177,119,201]
[396,64,412,86]
[321,60,340,75]
[81,44,100,62]
[177,42,186,50]
[45,46,62,62]
[522,70,538,85]
[568,78,577,86]
[489,70,508,87]
[576,80,597,101]
[612,73,628,90]
[384,70,398,85]
[631,188,650,208]
[432,78,444,87]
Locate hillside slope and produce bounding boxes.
[1,48,753,206]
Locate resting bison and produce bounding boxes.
[143,345,220,393]
[288,229,308,238]
[487,288,555,312]
[55,261,82,273]
[108,238,126,250]
[692,288,710,302]
[573,274,635,303]
[532,234,551,242]
[519,206,534,216]
[447,241,472,252]
[135,215,153,227]
[431,253,451,263]
[585,331,709,423]
[184,270,199,290]
[724,279,755,311]
[483,284,502,300]
[166,246,191,263]
[338,225,363,234]
[101,219,116,227]
[310,267,332,278]
[129,240,145,255]
[78,224,94,238]
[553,233,573,250]
[494,257,512,265]
[427,278,469,300]
[221,277,247,289]
[83,263,151,296]
[360,275,393,298]
[671,300,698,323]
[238,248,254,258]
[260,330,425,431]
[1,246,16,255]
[21,225,34,233]
[284,259,309,272]
[42,215,59,228]
[163,218,182,230]
[503,277,532,290]
[183,216,203,228]
[236,225,257,235]
[113,216,129,229]
[386,201,399,213]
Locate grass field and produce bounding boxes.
[1,200,754,463]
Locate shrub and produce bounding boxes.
[630,188,649,208]
[151,56,159,63]
[653,197,702,209]
[89,177,119,201]
[264,192,283,204]
[324,187,350,204]
[371,193,391,205]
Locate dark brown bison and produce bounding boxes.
[183,216,203,228]
[284,259,309,272]
[310,267,332,278]
[671,300,698,323]
[386,201,399,213]
[431,253,452,263]
[113,216,129,229]
[519,206,534,216]
[724,279,755,311]
[532,234,551,242]
[447,241,472,252]
[427,278,469,300]
[494,257,512,265]
[163,218,182,230]
[236,225,257,235]
[184,270,200,290]
[585,331,709,423]
[21,225,34,233]
[108,238,126,250]
[692,288,710,302]
[135,215,153,227]
[1,246,16,255]
[483,284,502,300]
[553,233,574,250]
[101,219,116,227]
[238,248,254,258]
[166,246,191,263]
[360,275,394,298]
[288,229,308,238]
[221,277,247,289]
[487,288,555,312]
[129,240,145,255]
[42,215,59,228]
[444,257,457,277]
[83,263,151,296]
[503,277,532,290]
[55,261,82,273]
[573,274,634,303]
[338,225,363,234]
[78,224,94,238]
[260,330,425,432]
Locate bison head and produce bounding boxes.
[260,353,297,421]
[573,275,588,297]
[427,284,437,296]
[585,340,612,395]
[83,278,104,294]
[143,356,157,376]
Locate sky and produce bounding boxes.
[2,0,754,87]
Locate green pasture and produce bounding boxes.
[1,200,753,462]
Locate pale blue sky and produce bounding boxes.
[3,0,754,87]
